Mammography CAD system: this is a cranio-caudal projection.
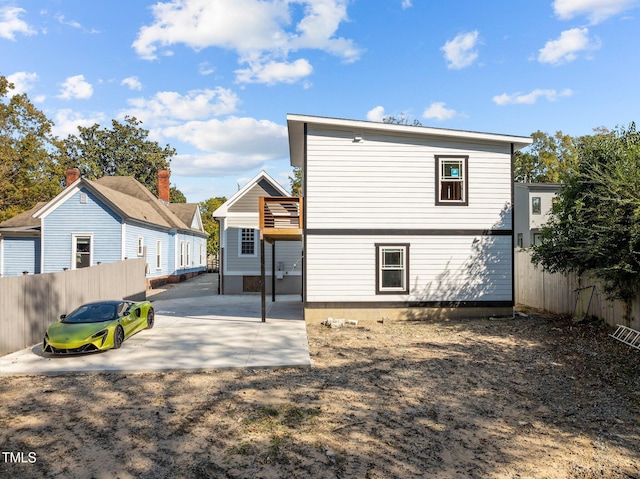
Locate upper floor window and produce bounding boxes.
[436,155,468,206]
[532,196,541,215]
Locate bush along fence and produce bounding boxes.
[515,249,640,331]
[0,259,146,356]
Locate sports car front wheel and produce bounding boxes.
[146,309,155,329]
[113,326,124,349]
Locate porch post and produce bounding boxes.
[261,237,266,322]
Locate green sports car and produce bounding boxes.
[43,300,154,354]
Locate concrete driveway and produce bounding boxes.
[0,273,311,375]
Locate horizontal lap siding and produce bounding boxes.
[174,232,207,275]
[1,237,40,276]
[42,189,121,273]
[225,226,302,275]
[306,235,512,303]
[125,223,172,278]
[306,128,512,230]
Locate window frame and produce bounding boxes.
[186,242,191,267]
[137,236,144,257]
[71,234,93,270]
[375,243,410,295]
[435,155,469,206]
[156,240,162,270]
[532,196,542,215]
[179,240,185,267]
[239,228,257,257]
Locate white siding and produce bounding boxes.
[305,127,513,230]
[306,235,512,303]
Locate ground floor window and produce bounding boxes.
[240,228,256,256]
[156,240,162,269]
[375,243,409,294]
[73,235,92,269]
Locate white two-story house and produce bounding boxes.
[285,114,532,321]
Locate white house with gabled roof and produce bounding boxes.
[285,114,532,320]
[213,170,302,295]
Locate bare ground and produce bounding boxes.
[1,307,639,479]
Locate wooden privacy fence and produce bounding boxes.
[515,249,640,330]
[0,259,146,356]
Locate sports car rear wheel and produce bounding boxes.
[113,326,124,349]
[146,308,155,329]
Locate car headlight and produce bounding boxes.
[91,330,108,339]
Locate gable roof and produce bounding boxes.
[33,176,206,236]
[0,202,47,231]
[287,114,534,168]
[213,170,290,219]
[168,203,203,231]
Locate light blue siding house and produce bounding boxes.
[0,169,207,287]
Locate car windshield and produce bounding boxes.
[63,303,118,323]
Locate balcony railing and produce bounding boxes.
[259,196,303,241]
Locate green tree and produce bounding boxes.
[531,124,640,324]
[0,75,64,222]
[383,114,422,126]
[514,130,577,183]
[199,196,227,256]
[289,166,302,196]
[60,116,183,198]
[170,186,186,203]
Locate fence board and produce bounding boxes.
[515,250,639,330]
[0,259,146,356]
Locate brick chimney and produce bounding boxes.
[158,169,170,202]
[65,168,81,187]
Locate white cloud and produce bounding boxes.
[122,87,239,126]
[553,0,637,24]
[401,0,413,9]
[52,109,105,137]
[199,62,215,75]
[493,88,573,105]
[121,76,143,90]
[6,71,38,96]
[235,58,313,85]
[132,0,361,84]
[441,30,480,70]
[538,28,600,65]
[422,102,457,121]
[163,116,289,175]
[54,13,81,29]
[0,6,36,40]
[57,75,93,100]
[366,106,386,122]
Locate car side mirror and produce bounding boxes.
[59,314,66,321]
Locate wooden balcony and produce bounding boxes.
[259,196,303,242]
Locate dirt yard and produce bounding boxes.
[1,307,639,479]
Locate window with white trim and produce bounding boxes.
[186,242,191,266]
[72,235,92,269]
[376,244,409,294]
[199,243,204,266]
[436,155,468,205]
[239,228,256,256]
[137,236,144,256]
[156,240,162,269]
[179,241,185,267]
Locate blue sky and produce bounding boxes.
[2,0,639,202]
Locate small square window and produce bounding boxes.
[532,197,541,215]
[436,156,468,205]
[533,233,543,246]
[376,244,409,294]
